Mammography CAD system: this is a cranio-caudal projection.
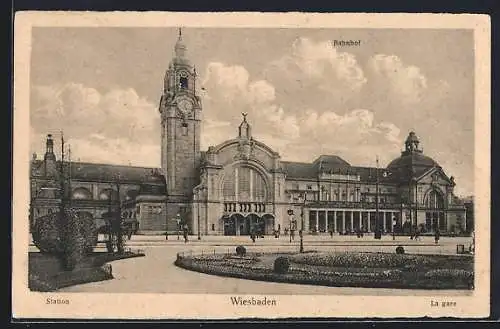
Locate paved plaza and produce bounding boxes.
[48,234,474,295]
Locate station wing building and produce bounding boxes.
[30,31,468,236]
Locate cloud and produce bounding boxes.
[67,135,159,167]
[263,37,367,114]
[30,83,160,165]
[288,109,403,166]
[200,62,300,144]
[199,59,402,168]
[368,54,428,105]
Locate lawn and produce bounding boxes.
[175,250,474,290]
[29,251,145,291]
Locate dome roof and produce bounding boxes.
[387,131,439,176]
[387,152,438,169]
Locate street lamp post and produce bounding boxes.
[287,209,294,243]
[197,185,207,241]
[197,193,201,241]
[392,216,396,240]
[299,192,307,253]
[176,213,181,240]
[374,156,382,239]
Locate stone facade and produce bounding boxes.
[29,30,468,235]
[159,29,201,232]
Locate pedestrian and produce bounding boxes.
[470,230,475,253]
[434,229,440,245]
[183,224,189,243]
[165,230,168,241]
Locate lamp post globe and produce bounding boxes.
[176,213,181,240]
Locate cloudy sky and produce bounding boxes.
[29,27,474,196]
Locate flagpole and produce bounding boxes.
[375,155,381,239]
[60,131,65,213]
[68,144,72,208]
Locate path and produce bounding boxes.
[59,244,471,296]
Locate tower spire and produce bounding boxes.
[174,27,187,58]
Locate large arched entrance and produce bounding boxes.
[219,162,275,236]
[222,213,275,236]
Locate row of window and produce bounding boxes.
[289,184,395,194]
[290,194,392,203]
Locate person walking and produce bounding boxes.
[434,229,440,245]
[183,224,189,243]
[414,227,420,241]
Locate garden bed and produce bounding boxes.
[175,251,474,290]
[29,251,145,291]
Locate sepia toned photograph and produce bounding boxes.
[13,12,490,319]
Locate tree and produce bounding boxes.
[32,209,97,270]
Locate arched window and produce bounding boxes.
[37,185,59,199]
[99,188,119,201]
[425,190,444,209]
[180,77,188,89]
[72,187,92,200]
[222,168,236,200]
[222,166,268,202]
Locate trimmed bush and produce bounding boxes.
[32,209,98,255]
[32,209,98,270]
[236,245,246,256]
[273,256,290,274]
[396,246,405,254]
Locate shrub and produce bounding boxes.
[424,269,474,280]
[290,252,472,270]
[32,209,98,270]
[273,256,290,274]
[236,245,246,256]
[78,211,98,254]
[32,209,98,255]
[396,246,405,254]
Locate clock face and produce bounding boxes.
[177,98,193,113]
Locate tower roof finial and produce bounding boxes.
[238,112,251,139]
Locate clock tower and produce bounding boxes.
[159,28,201,230]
